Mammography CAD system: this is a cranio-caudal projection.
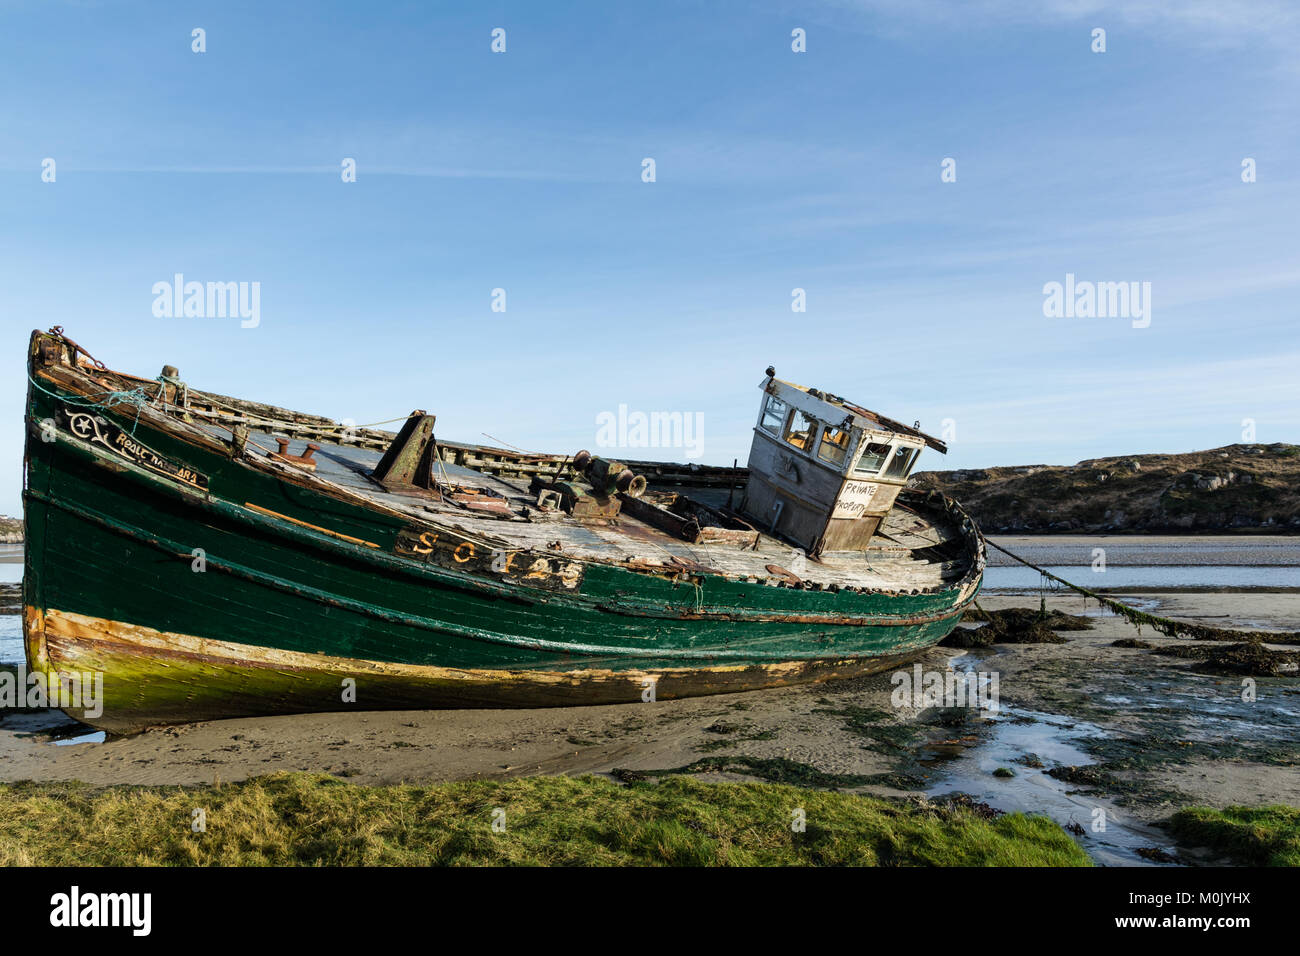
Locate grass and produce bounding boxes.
[1168,805,1300,866]
[0,771,1091,867]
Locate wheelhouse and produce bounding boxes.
[740,369,946,556]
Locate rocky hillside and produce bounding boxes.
[910,443,1300,533]
[0,516,20,543]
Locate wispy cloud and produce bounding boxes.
[822,0,1300,48]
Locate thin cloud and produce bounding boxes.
[822,0,1300,47]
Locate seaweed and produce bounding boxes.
[611,756,880,790]
[944,606,1091,646]
[1112,638,1154,649]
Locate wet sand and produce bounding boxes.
[4,591,1297,863]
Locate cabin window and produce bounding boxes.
[759,395,788,436]
[784,410,816,451]
[883,445,918,478]
[817,425,851,467]
[854,441,892,475]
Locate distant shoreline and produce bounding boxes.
[912,442,1300,534]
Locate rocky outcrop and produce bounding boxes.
[0,515,21,543]
[910,443,1300,533]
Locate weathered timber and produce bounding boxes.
[22,329,984,731]
[371,413,437,490]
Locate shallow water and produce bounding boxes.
[0,616,21,666]
[926,654,1182,867]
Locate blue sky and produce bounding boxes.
[3,0,1298,515]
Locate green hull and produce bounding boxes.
[22,332,983,732]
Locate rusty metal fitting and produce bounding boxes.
[616,469,647,498]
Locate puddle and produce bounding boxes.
[47,720,107,746]
[0,709,105,745]
[924,653,1183,867]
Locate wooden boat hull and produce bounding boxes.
[26,608,942,734]
[22,332,983,733]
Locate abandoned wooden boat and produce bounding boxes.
[23,329,984,732]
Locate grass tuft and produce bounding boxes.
[1168,805,1300,866]
[0,771,1091,867]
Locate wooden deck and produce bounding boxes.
[181,418,971,594]
[72,358,974,596]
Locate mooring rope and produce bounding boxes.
[985,537,1300,645]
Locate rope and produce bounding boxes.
[481,432,533,453]
[155,373,189,408]
[353,415,413,429]
[429,434,461,496]
[985,538,1300,645]
[27,373,157,433]
[38,329,500,458]
[184,393,414,440]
